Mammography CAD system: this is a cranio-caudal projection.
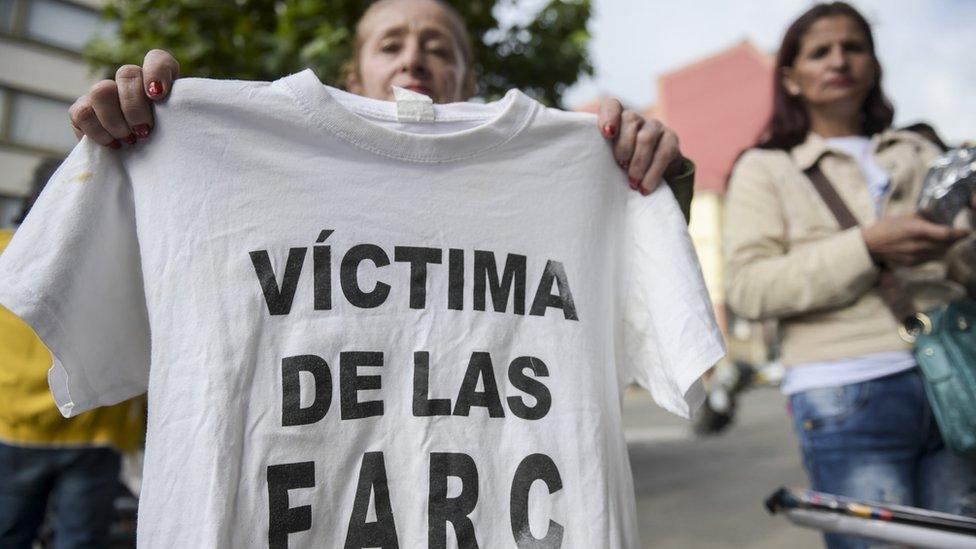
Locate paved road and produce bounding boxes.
[623,386,822,549]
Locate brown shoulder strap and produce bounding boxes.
[804,164,917,324]
[805,164,859,229]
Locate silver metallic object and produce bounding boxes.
[917,146,976,226]
[766,487,976,548]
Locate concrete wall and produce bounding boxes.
[0,0,106,225]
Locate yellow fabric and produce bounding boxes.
[724,130,976,366]
[0,229,144,451]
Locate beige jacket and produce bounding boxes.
[724,130,976,366]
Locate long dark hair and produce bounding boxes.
[756,2,894,150]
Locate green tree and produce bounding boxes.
[87,0,592,107]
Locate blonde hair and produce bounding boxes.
[340,0,477,100]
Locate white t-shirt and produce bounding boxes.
[0,70,724,549]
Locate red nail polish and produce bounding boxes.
[621,160,630,170]
[640,187,651,196]
[124,134,137,145]
[628,177,639,189]
[148,81,162,97]
[133,124,151,138]
[108,140,121,149]
[604,124,617,138]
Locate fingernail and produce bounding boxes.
[620,160,630,170]
[124,134,137,145]
[108,140,121,150]
[133,124,151,138]
[148,81,163,97]
[628,177,640,190]
[603,124,617,138]
[640,187,651,196]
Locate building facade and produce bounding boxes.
[0,0,110,227]
[574,41,776,366]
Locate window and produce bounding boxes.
[0,0,117,53]
[24,0,112,52]
[0,88,7,135]
[9,92,75,152]
[0,0,15,33]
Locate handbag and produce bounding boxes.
[806,163,976,456]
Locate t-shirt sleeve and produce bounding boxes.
[620,183,726,419]
[0,139,150,418]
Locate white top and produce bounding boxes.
[780,350,917,394]
[781,135,915,395]
[826,135,890,213]
[0,70,725,548]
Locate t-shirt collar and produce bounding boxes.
[278,69,538,163]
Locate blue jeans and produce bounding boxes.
[789,368,976,548]
[0,442,121,549]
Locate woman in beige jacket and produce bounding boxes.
[724,3,976,548]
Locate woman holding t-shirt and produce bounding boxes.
[724,3,976,548]
[68,0,696,214]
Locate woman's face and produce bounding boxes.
[348,0,468,104]
[783,15,877,111]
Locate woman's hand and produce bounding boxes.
[861,214,970,267]
[69,50,180,148]
[597,98,689,196]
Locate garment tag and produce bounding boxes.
[392,86,435,122]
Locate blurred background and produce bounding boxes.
[0,1,972,547]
